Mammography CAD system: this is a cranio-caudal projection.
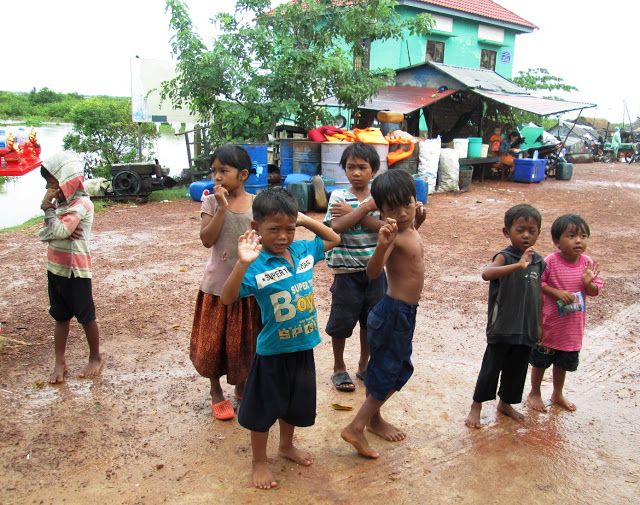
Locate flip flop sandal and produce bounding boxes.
[231,396,242,411]
[331,371,355,392]
[211,399,234,420]
[355,370,367,381]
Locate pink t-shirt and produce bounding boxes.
[199,194,254,296]
[541,251,603,351]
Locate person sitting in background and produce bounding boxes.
[497,131,524,179]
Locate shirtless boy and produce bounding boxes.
[341,170,425,458]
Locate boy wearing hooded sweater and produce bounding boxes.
[38,152,103,383]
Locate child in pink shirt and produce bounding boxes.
[527,214,603,412]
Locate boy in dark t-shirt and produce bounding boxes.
[465,204,546,428]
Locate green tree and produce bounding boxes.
[63,98,158,176]
[508,68,578,130]
[512,68,578,95]
[163,0,433,145]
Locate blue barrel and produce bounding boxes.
[293,140,321,176]
[413,176,428,204]
[240,143,268,186]
[279,139,294,178]
[188,179,214,201]
[245,184,268,195]
[0,128,6,148]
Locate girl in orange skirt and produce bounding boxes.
[191,145,261,420]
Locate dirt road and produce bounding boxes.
[1,162,639,504]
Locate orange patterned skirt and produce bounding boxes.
[190,291,262,383]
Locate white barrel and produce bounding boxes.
[453,138,469,159]
[371,143,389,175]
[320,142,350,185]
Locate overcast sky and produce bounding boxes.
[3,0,637,124]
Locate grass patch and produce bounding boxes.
[148,186,190,202]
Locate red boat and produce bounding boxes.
[0,128,42,176]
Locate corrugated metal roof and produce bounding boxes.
[322,86,457,113]
[428,62,526,93]
[474,90,596,116]
[409,0,537,30]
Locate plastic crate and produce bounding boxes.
[513,158,547,183]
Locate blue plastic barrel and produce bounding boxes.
[279,139,294,178]
[292,141,321,176]
[413,176,428,204]
[245,184,268,195]
[189,179,214,201]
[240,143,268,186]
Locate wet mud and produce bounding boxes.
[1,163,639,504]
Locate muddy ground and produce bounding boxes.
[1,162,639,505]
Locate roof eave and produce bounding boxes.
[397,0,537,33]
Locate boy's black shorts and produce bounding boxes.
[47,272,96,325]
[325,271,385,339]
[529,345,580,372]
[238,349,316,432]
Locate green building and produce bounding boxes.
[362,0,536,79]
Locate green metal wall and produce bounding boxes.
[370,6,517,78]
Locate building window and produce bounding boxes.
[480,49,496,70]
[353,39,371,70]
[426,40,445,63]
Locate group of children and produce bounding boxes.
[38,143,602,490]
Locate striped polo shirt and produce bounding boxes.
[324,188,379,274]
[38,197,94,278]
[541,251,603,352]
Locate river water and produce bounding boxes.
[0,124,189,229]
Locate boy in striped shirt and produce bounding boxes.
[39,152,103,383]
[324,143,384,392]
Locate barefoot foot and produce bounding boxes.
[79,355,104,378]
[551,392,576,411]
[497,400,525,422]
[278,445,313,466]
[366,417,406,442]
[48,362,67,384]
[341,426,379,459]
[252,461,277,489]
[465,402,482,429]
[527,392,548,412]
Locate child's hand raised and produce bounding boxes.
[329,201,353,218]
[213,185,229,208]
[378,218,398,247]
[237,230,261,265]
[518,246,535,269]
[414,202,426,228]
[582,260,600,286]
[41,188,58,209]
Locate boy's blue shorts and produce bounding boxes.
[364,294,417,401]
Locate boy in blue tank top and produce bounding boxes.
[221,187,340,490]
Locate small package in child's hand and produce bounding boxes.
[556,292,585,316]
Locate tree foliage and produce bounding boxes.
[0,89,87,122]
[63,98,157,176]
[512,68,578,95]
[163,0,433,144]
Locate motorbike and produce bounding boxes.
[625,142,640,164]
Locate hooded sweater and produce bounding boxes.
[486,245,546,347]
[38,152,94,278]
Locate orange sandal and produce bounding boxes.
[211,399,234,420]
